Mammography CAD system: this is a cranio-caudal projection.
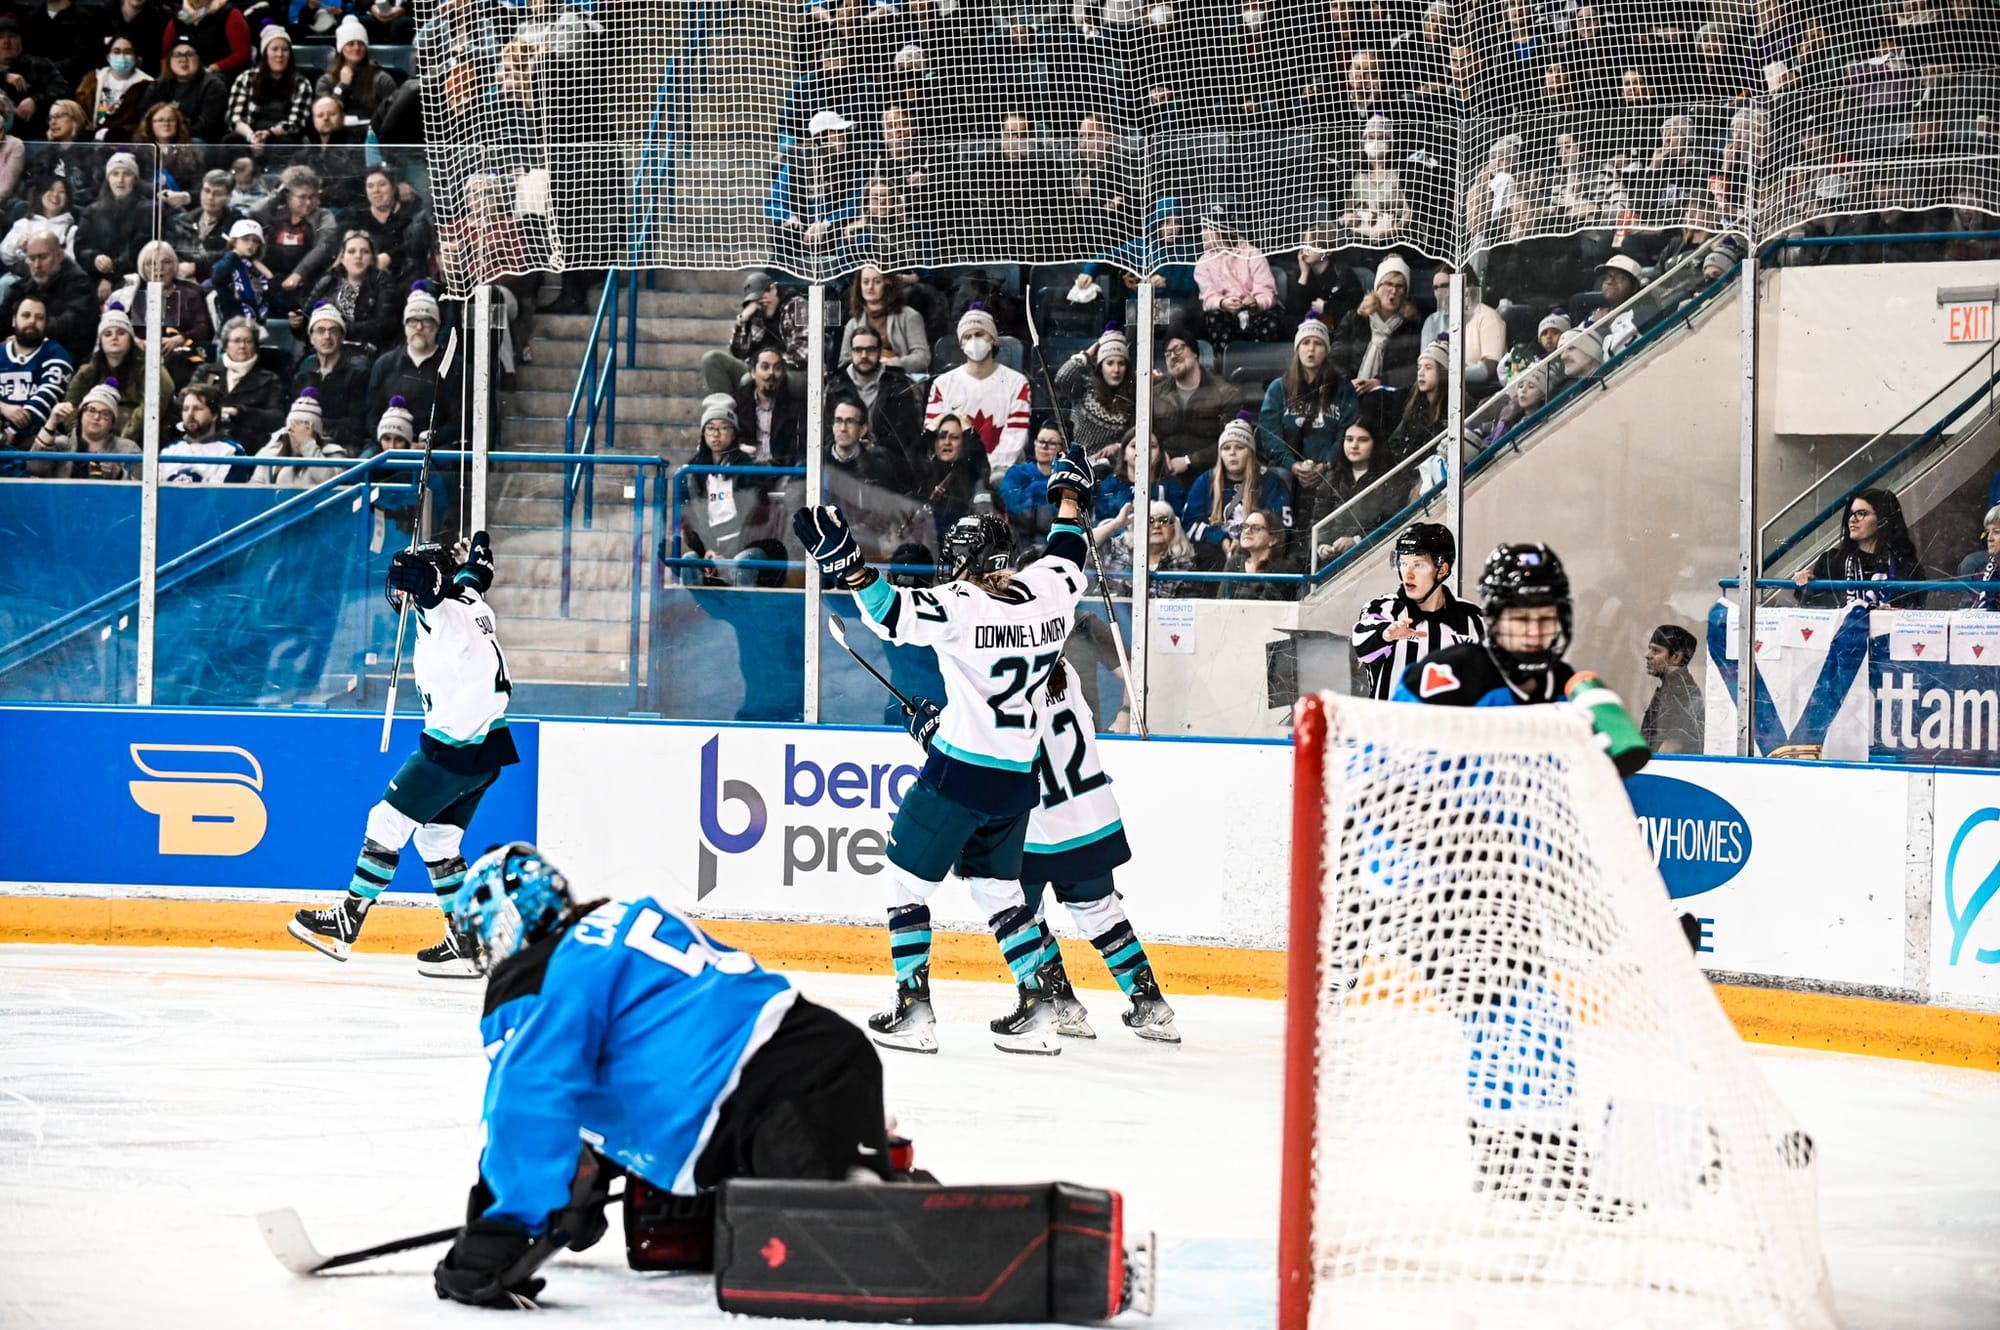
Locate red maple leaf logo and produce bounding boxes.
[1418,662,1459,698]
[760,1237,788,1269]
[966,409,1001,451]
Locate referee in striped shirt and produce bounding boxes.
[1352,523,1488,699]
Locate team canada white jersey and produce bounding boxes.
[412,590,512,746]
[860,553,1087,772]
[1027,684,1121,856]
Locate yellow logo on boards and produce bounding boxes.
[127,744,269,857]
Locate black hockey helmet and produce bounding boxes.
[1478,542,1572,677]
[943,514,1014,580]
[1391,522,1456,571]
[384,540,457,609]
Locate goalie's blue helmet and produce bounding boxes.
[449,842,573,974]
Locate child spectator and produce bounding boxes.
[1387,341,1447,459]
[1193,207,1282,346]
[210,218,272,324]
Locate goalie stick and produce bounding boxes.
[826,612,918,715]
[1021,287,1149,739]
[256,1207,459,1276]
[377,324,462,754]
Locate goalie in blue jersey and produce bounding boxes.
[431,843,892,1309]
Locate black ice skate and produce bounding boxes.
[1038,959,1095,1039]
[288,896,367,961]
[990,979,1061,1056]
[868,967,938,1055]
[1120,968,1180,1044]
[416,923,480,979]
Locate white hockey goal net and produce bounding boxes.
[1279,693,1835,1330]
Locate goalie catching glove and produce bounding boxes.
[1045,444,1094,508]
[792,504,875,590]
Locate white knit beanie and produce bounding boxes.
[99,303,133,336]
[1219,410,1256,449]
[307,301,346,332]
[81,378,124,416]
[287,386,323,428]
[334,14,368,48]
[1537,311,1574,339]
[957,303,998,343]
[1293,312,1331,348]
[1095,324,1129,363]
[403,281,441,325]
[377,395,415,442]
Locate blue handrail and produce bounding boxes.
[1721,578,2000,592]
[0,451,418,676]
[1761,364,2000,570]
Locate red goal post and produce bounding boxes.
[1276,691,1836,1330]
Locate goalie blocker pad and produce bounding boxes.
[714,1179,1140,1324]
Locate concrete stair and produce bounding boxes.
[485,269,744,694]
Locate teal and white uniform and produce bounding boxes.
[852,522,1090,990]
[353,554,518,907]
[1023,684,1129,884]
[1020,684,1157,999]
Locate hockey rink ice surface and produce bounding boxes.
[1,944,1996,1330]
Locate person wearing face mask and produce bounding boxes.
[77,37,153,141]
[922,305,1031,469]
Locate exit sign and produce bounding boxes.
[1945,302,1995,343]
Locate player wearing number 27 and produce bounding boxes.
[289,532,517,976]
[794,445,1097,1056]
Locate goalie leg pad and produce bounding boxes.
[715,1179,1137,1325]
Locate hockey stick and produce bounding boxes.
[826,612,916,715]
[1019,290,1149,738]
[377,326,462,754]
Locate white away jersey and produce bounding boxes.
[860,553,1087,772]
[1026,684,1124,862]
[413,589,512,746]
